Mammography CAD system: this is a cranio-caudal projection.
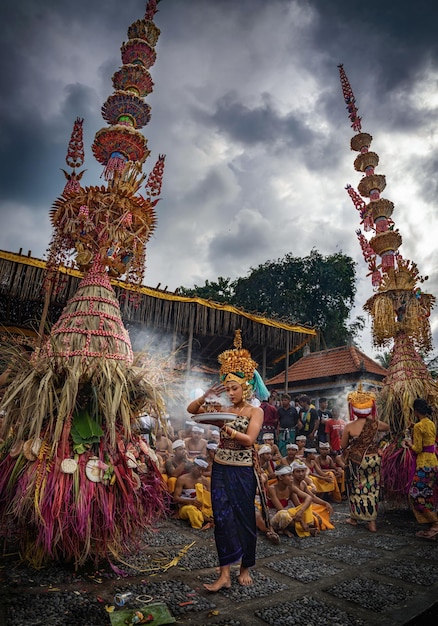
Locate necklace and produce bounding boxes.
[232,402,249,415]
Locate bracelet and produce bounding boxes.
[230,428,236,439]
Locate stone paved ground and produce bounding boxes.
[1,501,437,625]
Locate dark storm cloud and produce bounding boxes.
[1,0,438,358]
[0,83,98,206]
[199,91,316,148]
[195,89,345,174]
[313,0,438,88]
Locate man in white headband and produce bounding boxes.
[303,447,341,503]
[165,441,191,490]
[295,435,307,460]
[317,440,346,500]
[266,462,312,540]
[262,432,281,462]
[289,461,334,534]
[258,445,276,481]
[184,424,207,459]
[278,443,299,468]
[173,457,212,529]
[209,429,220,443]
[205,442,218,478]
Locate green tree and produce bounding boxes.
[233,250,357,347]
[178,250,359,348]
[177,276,235,303]
[374,350,392,369]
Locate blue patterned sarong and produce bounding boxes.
[211,462,257,568]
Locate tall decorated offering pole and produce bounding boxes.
[0,1,168,567]
[338,64,438,501]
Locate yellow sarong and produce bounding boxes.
[271,503,334,537]
[178,483,212,529]
[309,472,342,502]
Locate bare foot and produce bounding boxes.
[366,521,377,532]
[203,576,231,592]
[345,517,358,527]
[238,567,253,586]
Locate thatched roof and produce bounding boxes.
[0,250,316,373]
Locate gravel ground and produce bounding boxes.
[255,596,367,626]
[373,560,438,585]
[323,544,380,565]
[266,556,343,582]
[324,577,414,613]
[1,501,438,626]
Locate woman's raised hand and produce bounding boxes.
[205,382,226,398]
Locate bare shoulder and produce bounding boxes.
[249,405,263,419]
[342,421,353,434]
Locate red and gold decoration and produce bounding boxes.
[0,1,168,568]
[339,64,438,435]
[46,0,165,287]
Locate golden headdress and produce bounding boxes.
[218,330,269,401]
[347,383,377,420]
[218,330,257,386]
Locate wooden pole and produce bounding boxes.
[36,272,54,350]
[186,305,194,377]
[284,332,289,394]
[262,345,267,380]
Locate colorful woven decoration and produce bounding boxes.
[102,92,151,128]
[112,64,154,97]
[61,117,86,195]
[339,64,438,435]
[0,0,168,568]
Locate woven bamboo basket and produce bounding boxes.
[358,173,386,197]
[369,230,402,256]
[350,132,373,152]
[369,198,394,221]
[354,151,379,172]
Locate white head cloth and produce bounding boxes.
[194,458,209,468]
[172,439,185,450]
[291,461,307,471]
[258,445,272,455]
[275,465,293,476]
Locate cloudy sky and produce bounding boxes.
[1,0,437,359]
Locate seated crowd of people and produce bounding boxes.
[147,397,347,540]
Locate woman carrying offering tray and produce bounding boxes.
[186,330,270,591]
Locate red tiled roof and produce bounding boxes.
[267,345,387,386]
